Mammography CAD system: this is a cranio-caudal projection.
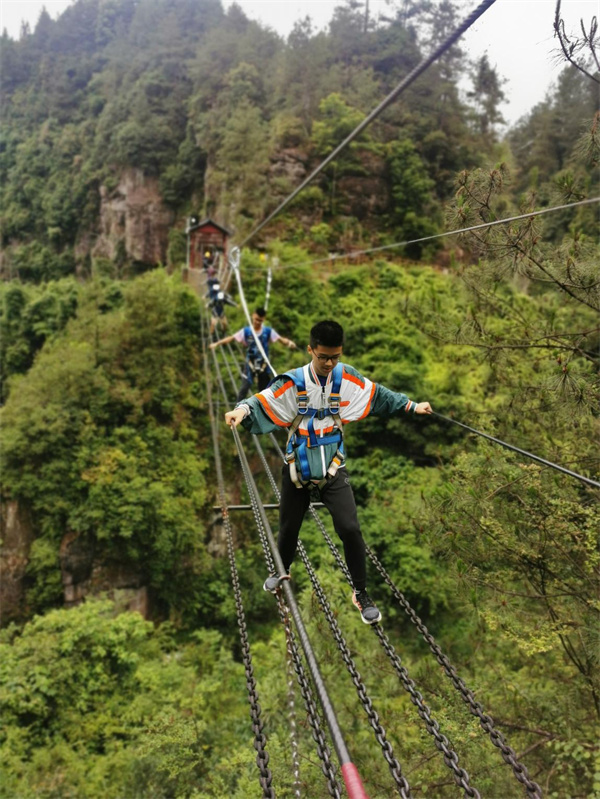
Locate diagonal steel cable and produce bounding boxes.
[238,0,498,248]
[432,411,600,489]
[242,197,600,271]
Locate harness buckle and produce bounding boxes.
[297,390,309,414]
[329,391,341,414]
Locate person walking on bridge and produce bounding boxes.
[224,319,432,625]
[210,307,297,402]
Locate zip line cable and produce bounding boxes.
[432,412,600,489]
[238,0,498,249]
[242,197,600,271]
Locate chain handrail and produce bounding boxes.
[205,335,275,797]
[252,436,412,797]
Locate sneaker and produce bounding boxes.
[352,589,382,625]
[263,572,291,593]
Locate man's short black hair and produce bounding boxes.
[254,307,267,317]
[310,320,344,349]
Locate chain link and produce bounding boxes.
[232,423,342,798]
[206,354,275,798]
[303,503,479,798]
[298,541,412,798]
[278,596,342,798]
[367,546,543,799]
[284,619,302,798]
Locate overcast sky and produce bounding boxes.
[1,0,597,125]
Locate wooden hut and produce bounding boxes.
[187,218,231,272]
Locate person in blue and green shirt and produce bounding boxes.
[225,319,432,624]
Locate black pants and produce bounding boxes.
[278,464,367,591]
[237,369,270,402]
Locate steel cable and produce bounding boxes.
[242,197,600,271]
[432,411,600,489]
[238,0,498,248]
[251,436,412,798]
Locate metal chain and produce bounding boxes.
[230,420,342,798]
[268,392,542,798]
[301,499,479,798]
[205,351,275,798]
[373,625,479,798]
[367,546,543,799]
[284,616,302,798]
[224,503,275,798]
[253,436,411,797]
[275,594,342,798]
[298,541,412,798]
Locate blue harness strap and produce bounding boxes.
[283,364,344,484]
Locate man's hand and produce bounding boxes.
[209,342,218,350]
[415,401,432,415]
[225,408,246,427]
[288,340,297,350]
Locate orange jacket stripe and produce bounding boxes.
[357,381,376,420]
[257,394,288,427]
[273,379,294,398]
[343,370,365,389]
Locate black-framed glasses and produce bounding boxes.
[315,354,340,363]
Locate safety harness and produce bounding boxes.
[244,326,271,376]
[281,363,345,490]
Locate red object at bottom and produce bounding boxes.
[341,762,369,799]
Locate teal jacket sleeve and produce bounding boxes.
[237,377,287,435]
[370,383,417,417]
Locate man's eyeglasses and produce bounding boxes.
[315,354,340,363]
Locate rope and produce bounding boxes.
[238,0,498,248]
[432,411,600,489]
[245,197,600,271]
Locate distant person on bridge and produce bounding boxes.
[224,320,432,625]
[206,279,236,336]
[209,307,297,402]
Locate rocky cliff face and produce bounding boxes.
[0,501,34,625]
[84,168,175,266]
[0,502,150,624]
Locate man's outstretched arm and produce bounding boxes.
[209,334,236,350]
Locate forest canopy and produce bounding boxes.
[0,0,599,797]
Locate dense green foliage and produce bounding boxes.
[1,0,599,797]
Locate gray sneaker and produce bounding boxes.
[352,589,382,625]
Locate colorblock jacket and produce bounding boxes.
[238,361,417,481]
